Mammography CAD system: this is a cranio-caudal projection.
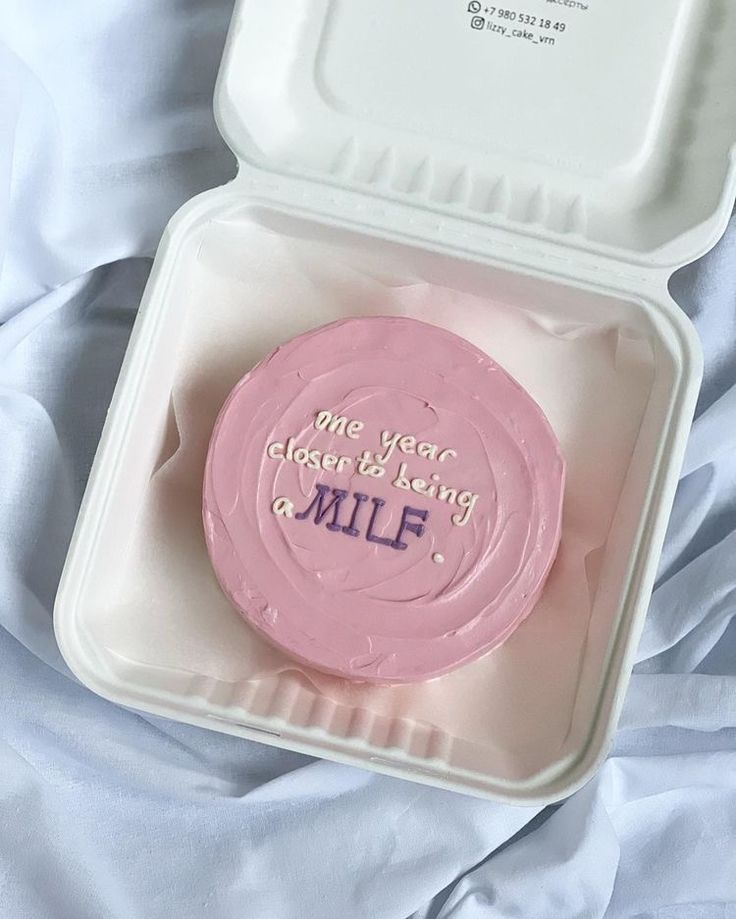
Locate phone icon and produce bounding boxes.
[468,1,482,11]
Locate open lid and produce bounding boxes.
[216,0,736,270]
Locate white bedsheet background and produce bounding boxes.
[1,3,734,917]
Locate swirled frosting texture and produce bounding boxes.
[203,317,565,683]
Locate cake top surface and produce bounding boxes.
[203,315,565,683]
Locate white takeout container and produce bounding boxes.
[55,0,736,804]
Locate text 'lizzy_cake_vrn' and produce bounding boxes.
[202,315,565,684]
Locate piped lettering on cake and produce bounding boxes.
[271,497,294,517]
[392,462,478,526]
[293,484,429,551]
[342,492,369,537]
[314,409,364,440]
[264,408,479,528]
[294,484,348,532]
[392,505,429,550]
[375,429,457,465]
[356,450,386,478]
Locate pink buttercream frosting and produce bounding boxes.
[202,316,565,683]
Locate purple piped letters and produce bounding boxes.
[343,492,369,537]
[366,498,395,547]
[295,484,348,531]
[294,484,428,551]
[391,506,428,550]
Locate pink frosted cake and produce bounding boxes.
[202,316,565,683]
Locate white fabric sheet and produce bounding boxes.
[1,3,735,917]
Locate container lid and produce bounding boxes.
[216,0,736,269]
